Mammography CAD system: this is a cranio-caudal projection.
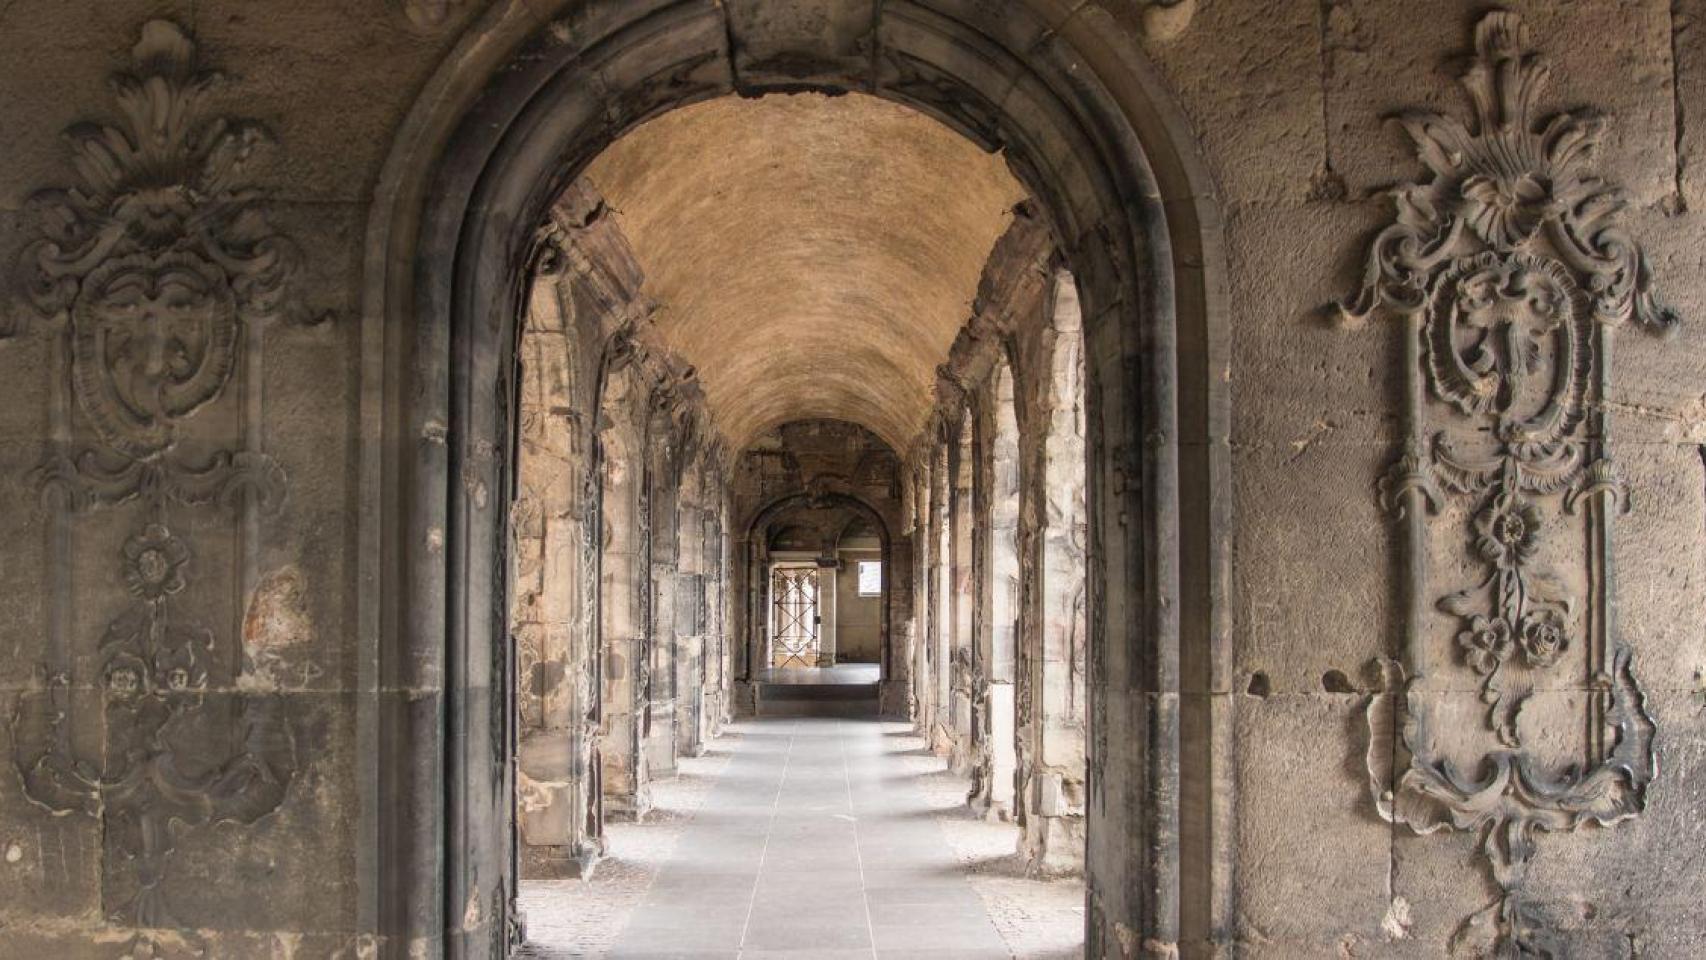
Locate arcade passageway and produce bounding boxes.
[504,86,1095,956]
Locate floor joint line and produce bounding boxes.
[841,720,882,959]
[734,718,794,959]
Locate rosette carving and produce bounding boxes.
[1344,12,1667,956]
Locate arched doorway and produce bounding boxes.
[361,3,1229,956]
[743,491,895,679]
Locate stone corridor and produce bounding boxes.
[517,719,1084,959]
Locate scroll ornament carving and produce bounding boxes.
[6,20,304,944]
[1346,12,1666,956]
[9,14,312,507]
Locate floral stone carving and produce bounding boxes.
[5,19,304,945]
[1344,12,1667,957]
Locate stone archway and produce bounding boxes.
[360,2,1231,956]
[742,491,896,680]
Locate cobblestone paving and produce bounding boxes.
[514,720,1084,959]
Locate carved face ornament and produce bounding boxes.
[105,658,146,702]
[1452,258,1568,407]
[1427,253,1587,461]
[151,636,208,693]
[71,251,239,460]
[111,183,199,250]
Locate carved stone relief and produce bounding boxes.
[4,20,308,950]
[1345,13,1668,955]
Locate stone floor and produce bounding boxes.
[517,718,1084,959]
[752,664,882,685]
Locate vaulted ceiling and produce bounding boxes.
[585,92,1027,453]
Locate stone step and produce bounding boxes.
[754,681,881,717]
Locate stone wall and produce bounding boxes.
[1142,3,1706,955]
[834,547,885,663]
[0,1,1704,958]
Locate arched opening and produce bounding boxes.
[363,3,1230,956]
[745,488,894,683]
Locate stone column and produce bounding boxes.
[973,361,1022,818]
[675,570,706,759]
[817,559,837,666]
[513,279,605,875]
[1021,271,1086,872]
[598,398,649,820]
[646,567,678,779]
[948,423,976,775]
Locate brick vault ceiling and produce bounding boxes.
[585,92,1028,453]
